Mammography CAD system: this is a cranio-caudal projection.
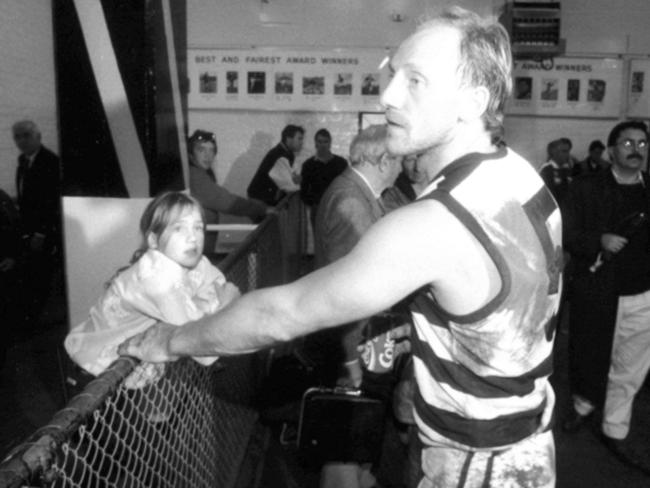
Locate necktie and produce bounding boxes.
[17,154,30,201]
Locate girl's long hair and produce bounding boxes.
[106,192,205,287]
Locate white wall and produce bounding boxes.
[3,1,650,198]
[0,0,57,198]
[63,197,151,327]
[187,0,503,202]
[562,0,650,55]
[188,0,500,49]
[187,0,650,205]
[504,116,618,167]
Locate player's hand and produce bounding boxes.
[117,323,179,363]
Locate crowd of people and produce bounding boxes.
[4,4,650,487]
[544,121,650,475]
[121,7,562,487]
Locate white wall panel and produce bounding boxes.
[0,0,57,198]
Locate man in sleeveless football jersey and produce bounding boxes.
[121,8,561,487]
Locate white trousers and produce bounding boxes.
[602,288,650,439]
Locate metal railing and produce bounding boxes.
[0,194,308,488]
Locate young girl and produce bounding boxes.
[64,192,239,387]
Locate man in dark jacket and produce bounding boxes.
[563,120,650,473]
[0,189,21,368]
[299,128,348,226]
[188,130,269,254]
[12,120,62,325]
[573,139,608,176]
[247,125,304,205]
[539,138,573,207]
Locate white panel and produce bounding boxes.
[0,0,57,198]
[562,0,650,55]
[63,197,151,329]
[187,0,500,49]
[161,0,190,190]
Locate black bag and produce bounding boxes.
[297,386,386,464]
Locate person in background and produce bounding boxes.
[309,124,402,488]
[188,130,269,255]
[120,7,561,486]
[379,153,426,458]
[11,120,62,326]
[539,137,573,207]
[308,124,402,384]
[0,188,22,370]
[247,124,304,205]
[574,139,608,176]
[300,128,348,227]
[561,137,581,173]
[65,192,239,388]
[563,120,650,474]
[382,153,428,211]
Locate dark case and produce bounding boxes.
[297,386,386,463]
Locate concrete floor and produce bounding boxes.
[2,290,650,487]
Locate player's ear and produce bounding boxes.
[458,85,489,123]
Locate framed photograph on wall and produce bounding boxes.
[628,59,650,118]
[358,111,385,132]
[188,48,389,112]
[506,57,623,118]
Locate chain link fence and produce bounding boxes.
[0,194,308,488]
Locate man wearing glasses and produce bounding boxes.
[563,120,650,473]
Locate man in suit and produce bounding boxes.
[310,124,401,379]
[12,120,62,325]
[311,124,401,488]
[247,125,304,206]
[0,188,21,368]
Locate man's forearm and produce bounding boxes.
[167,287,303,357]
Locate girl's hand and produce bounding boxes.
[216,281,241,309]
